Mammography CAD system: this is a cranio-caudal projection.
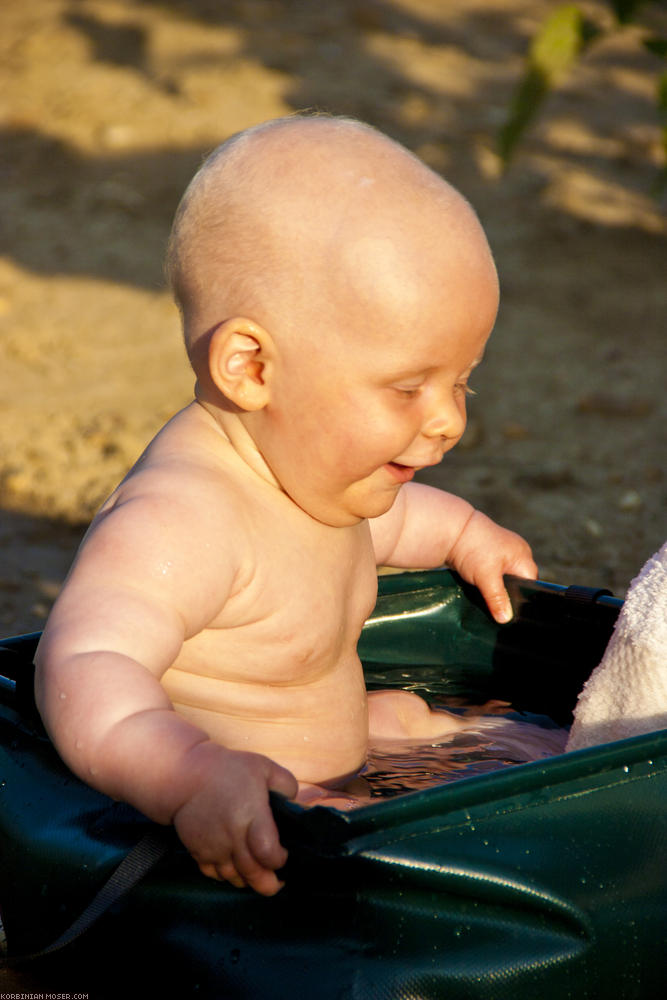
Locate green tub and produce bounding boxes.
[1,570,665,998]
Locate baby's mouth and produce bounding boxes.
[384,462,416,483]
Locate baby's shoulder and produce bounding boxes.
[77,409,257,614]
[126,406,249,499]
[98,409,252,543]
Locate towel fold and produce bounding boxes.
[566,541,667,751]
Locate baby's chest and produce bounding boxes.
[197,520,379,680]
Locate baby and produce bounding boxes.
[35,115,536,897]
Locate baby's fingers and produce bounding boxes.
[509,551,538,581]
[199,844,284,896]
[479,580,514,624]
[267,759,299,801]
[232,835,286,896]
[199,859,246,889]
[249,810,288,865]
[205,796,290,896]
[478,554,538,623]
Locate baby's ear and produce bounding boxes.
[208,318,273,410]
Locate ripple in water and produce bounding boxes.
[361,706,569,800]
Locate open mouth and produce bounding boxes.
[385,462,416,483]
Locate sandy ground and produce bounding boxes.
[0,0,665,639]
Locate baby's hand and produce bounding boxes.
[447,510,537,623]
[172,741,298,896]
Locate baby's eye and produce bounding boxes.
[393,383,424,398]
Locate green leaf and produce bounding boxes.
[497,67,549,163]
[497,5,595,164]
[529,5,593,81]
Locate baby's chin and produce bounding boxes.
[291,485,401,527]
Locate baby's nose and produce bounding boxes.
[421,393,466,441]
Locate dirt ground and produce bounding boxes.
[0,0,665,637]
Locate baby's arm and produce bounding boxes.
[370,482,536,623]
[35,491,297,896]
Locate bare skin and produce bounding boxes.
[35,116,536,897]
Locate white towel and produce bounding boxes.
[566,541,667,751]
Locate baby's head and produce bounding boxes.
[166,115,499,524]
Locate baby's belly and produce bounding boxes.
[161,654,369,785]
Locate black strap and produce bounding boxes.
[11,827,174,964]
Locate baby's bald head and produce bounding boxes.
[166,115,496,372]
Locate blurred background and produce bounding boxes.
[1,0,665,633]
